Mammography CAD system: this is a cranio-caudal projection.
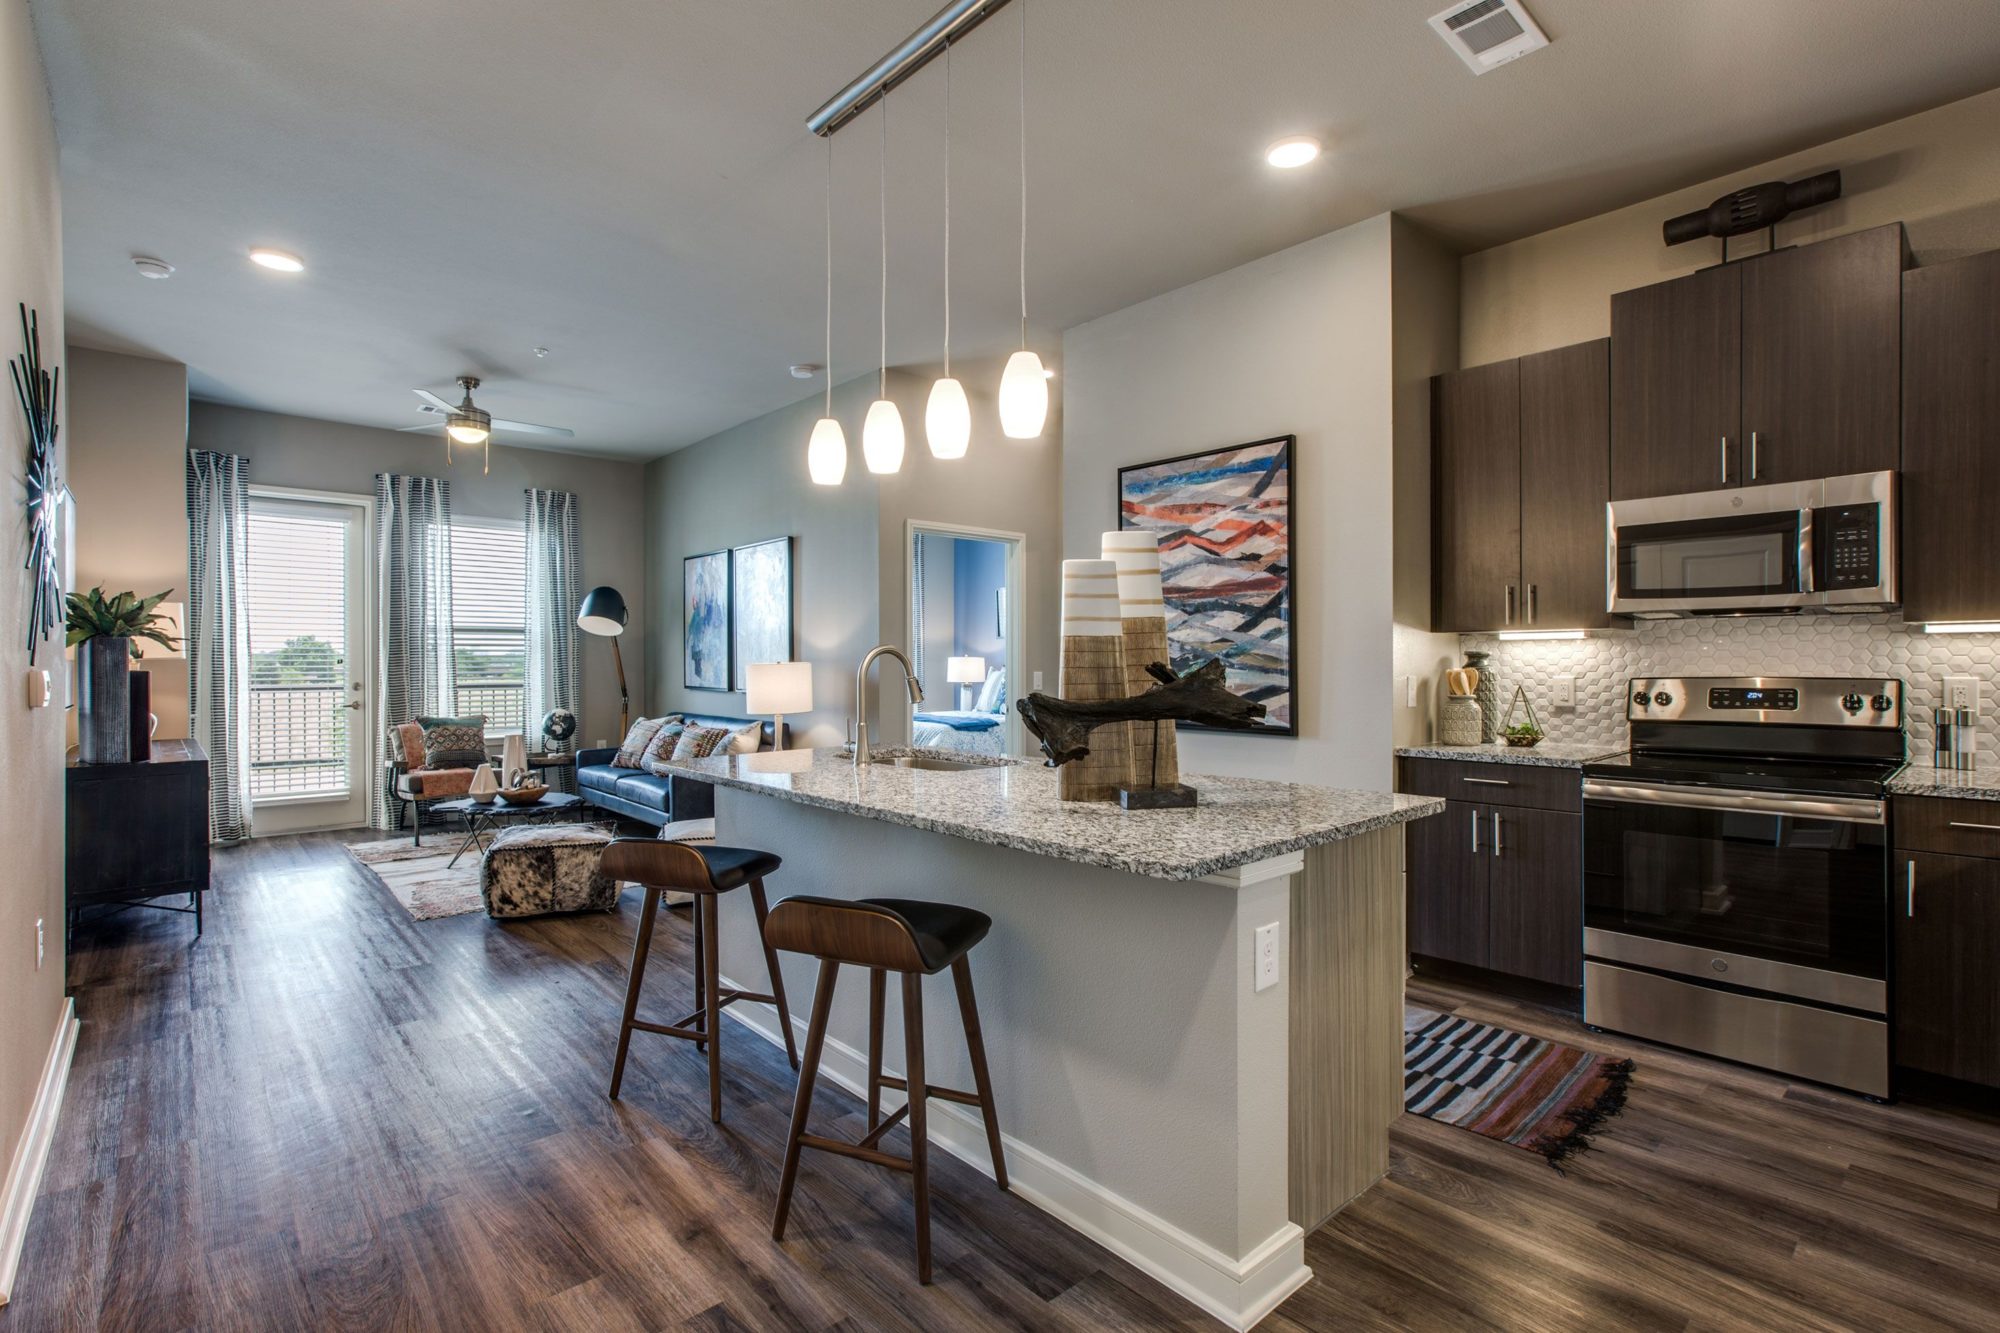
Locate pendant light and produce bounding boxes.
[998,0,1049,440]
[862,94,906,474]
[924,40,971,460]
[807,135,848,485]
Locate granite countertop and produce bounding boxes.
[1394,741,1626,769]
[656,746,1444,881]
[1887,761,2000,802]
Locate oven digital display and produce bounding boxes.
[1708,687,1798,710]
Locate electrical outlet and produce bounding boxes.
[1553,675,1576,709]
[1254,922,1280,992]
[1946,676,1982,713]
[36,917,44,969]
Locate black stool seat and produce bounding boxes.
[859,898,990,971]
[765,895,990,975]
[701,845,783,891]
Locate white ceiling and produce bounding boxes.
[36,0,2000,460]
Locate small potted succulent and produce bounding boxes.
[1500,685,1545,748]
[66,587,181,763]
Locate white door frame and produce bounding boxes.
[246,485,376,834]
[904,519,1027,757]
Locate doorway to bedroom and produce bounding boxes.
[907,522,1025,759]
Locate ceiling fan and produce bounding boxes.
[401,376,574,472]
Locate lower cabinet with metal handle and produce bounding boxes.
[1403,796,1581,987]
[1891,847,2000,1089]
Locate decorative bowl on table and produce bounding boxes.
[497,782,549,806]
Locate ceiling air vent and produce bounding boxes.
[1429,0,1549,75]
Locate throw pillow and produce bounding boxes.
[976,667,1006,714]
[671,725,732,761]
[417,713,486,730]
[723,721,762,754]
[639,722,689,776]
[421,723,487,771]
[613,717,667,768]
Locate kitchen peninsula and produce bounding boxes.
[659,746,1442,1331]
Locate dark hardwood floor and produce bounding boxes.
[8,831,1999,1331]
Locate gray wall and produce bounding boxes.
[188,402,647,748]
[1063,213,1400,791]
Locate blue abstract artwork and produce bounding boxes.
[684,549,731,691]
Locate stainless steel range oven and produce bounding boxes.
[1582,677,1902,1097]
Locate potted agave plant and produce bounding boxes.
[66,587,181,763]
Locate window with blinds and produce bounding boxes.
[247,506,350,799]
[450,520,528,733]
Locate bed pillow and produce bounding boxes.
[639,723,689,776]
[613,717,668,768]
[421,722,487,771]
[976,667,1007,714]
[671,725,733,761]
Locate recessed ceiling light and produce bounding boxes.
[248,247,304,273]
[1265,136,1321,169]
[132,256,175,279]
[533,346,550,359]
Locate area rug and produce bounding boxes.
[1403,1005,1634,1172]
[344,838,489,920]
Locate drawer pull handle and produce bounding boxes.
[1463,777,1512,786]
[1907,860,1916,918]
[1946,821,2000,833]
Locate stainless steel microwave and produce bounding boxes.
[1607,470,1896,616]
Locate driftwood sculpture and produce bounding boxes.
[1016,659,1266,768]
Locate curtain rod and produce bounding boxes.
[806,0,1017,138]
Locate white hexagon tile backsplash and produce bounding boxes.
[1459,614,1999,760]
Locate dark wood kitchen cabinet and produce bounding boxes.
[1610,223,1906,499]
[1400,758,1583,987]
[1432,339,1610,631]
[1893,796,2000,1089]
[1901,247,2000,624]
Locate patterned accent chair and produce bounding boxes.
[386,721,480,845]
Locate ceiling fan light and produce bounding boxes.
[998,349,1048,438]
[446,411,490,445]
[807,416,848,485]
[862,398,905,473]
[925,377,971,459]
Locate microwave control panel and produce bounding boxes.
[1815,504,1880,590]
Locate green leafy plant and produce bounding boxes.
[65,586,181,661]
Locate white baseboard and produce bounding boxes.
[718,980,1311,1331]
[0,999,78,1306]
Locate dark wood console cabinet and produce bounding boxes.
[66,738,211,938]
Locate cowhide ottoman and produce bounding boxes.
[480,822,618,918]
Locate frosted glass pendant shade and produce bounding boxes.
[999,349,1049,438]
[925,377,971,459]
[807,416,848,485]
[862,398,906,473]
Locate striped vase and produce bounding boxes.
[1101,529,1179,790]
[1058,558,1133,801]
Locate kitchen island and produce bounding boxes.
[657,746,1442,1330]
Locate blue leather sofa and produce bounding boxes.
[575,715,780,827]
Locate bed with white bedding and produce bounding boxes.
[912,668,1008,756]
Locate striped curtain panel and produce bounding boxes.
[372,473,454,828]
[522,487,581,754]
[185,450,254,843]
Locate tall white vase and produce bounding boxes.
[1101,529,1179,790]
[1058,558,1132,802]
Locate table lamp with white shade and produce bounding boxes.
[947,655,988,711]
[746,661,812,750]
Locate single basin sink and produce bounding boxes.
[870,755,997,772]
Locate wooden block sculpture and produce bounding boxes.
[1101,529,1179,791]
[1057,558,1134,801]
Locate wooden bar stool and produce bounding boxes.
[763,896,1007,1284]
[601,838,800,1122]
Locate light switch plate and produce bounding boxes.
[1254,922,1280,992]
[1405,674,1417,708]
[24,669,50,708]
[1553,675,1576,709]
[1032,671,1045,691]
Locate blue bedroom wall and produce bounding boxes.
[953,538,1006,668]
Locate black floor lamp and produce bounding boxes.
[577,586,630,737]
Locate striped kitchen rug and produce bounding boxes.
[1404,1006,1635,1172]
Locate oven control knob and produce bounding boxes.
[1652,691,1673,707]
[1871,694,1894,714]
[1632,691,1650,707]
[1841,692,1865,713]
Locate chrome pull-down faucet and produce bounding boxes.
[854,644,924,767]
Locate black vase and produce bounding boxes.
[129,669,153,763]
[79,637,132,764]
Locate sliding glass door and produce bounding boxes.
[245,492,371,833]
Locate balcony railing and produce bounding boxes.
[249,683,348,798]
[456,681,525,734]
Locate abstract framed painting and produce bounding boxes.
[730,536,794,692]
[683,548,732,691]
[1118,435,1295,735]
